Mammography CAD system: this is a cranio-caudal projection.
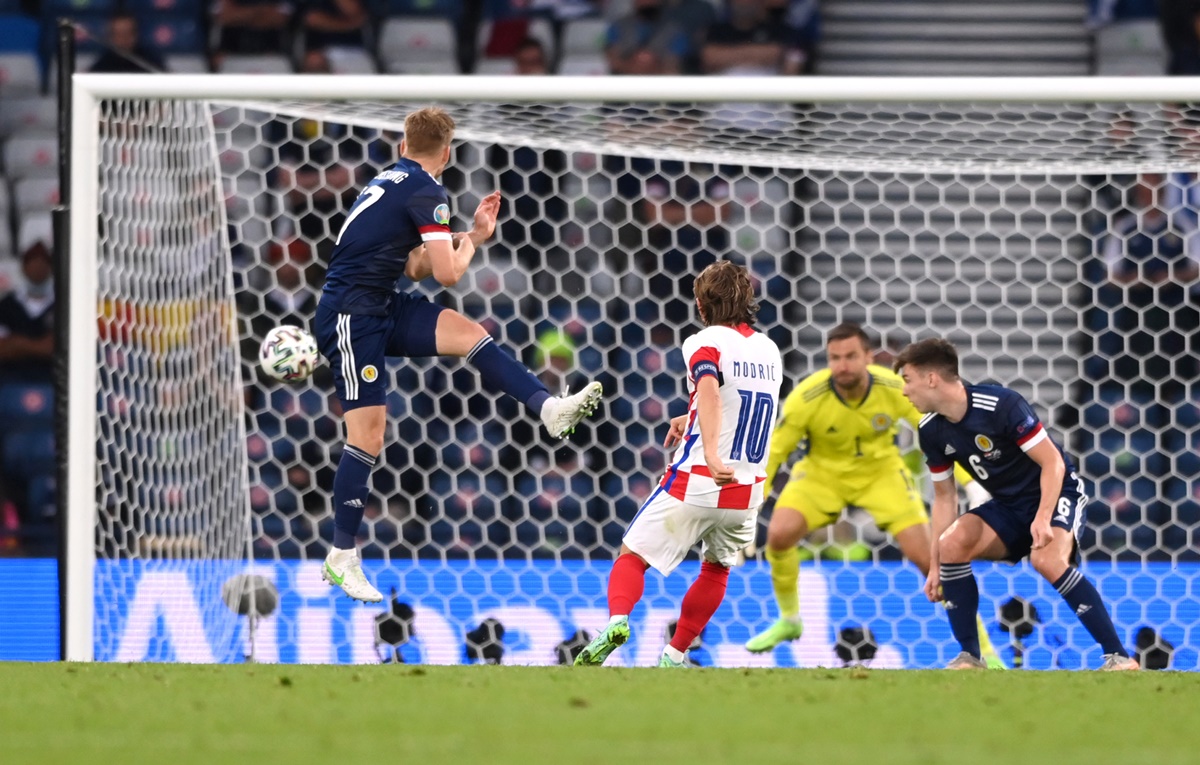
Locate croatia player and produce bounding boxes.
[312,107,602,603]
[895,338,1137,670]
[575,261,783,668]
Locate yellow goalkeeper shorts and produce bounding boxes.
[774,459,928,536]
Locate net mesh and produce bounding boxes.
[95,99,250,662]
[92,95,1200,666]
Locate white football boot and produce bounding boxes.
[540,381,603,439]
[322,547,383,603]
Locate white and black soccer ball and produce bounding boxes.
[259,325,319,382]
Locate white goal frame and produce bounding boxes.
[66,74,1200,662]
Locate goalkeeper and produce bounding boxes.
[744,323,1003,668]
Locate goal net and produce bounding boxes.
[71,77,1200,668]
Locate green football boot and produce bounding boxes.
[574,616,630,666]
[744,618,804,653]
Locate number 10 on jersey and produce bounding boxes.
[730,390,774,462]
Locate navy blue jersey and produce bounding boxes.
[918,384,1079,503]
[320,158,451,316]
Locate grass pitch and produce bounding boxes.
[3,663,1195,765]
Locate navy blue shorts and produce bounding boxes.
[313,293,445,410]
[968,471,1088,563]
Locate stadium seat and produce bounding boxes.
[326,47,379,74]
[165,53,208,73]
[14,177,59,215]
[217,54,294,74]
[380,0,458,17]
[0,96,56,138]
[0,259,20,291]
[378,17,459,74]
[1095,20,1166,75]
[3,135,57,179]
[17,211,52,251]
[142,16,205,54]
[1,427,54,469]
[126,0,204,15]
[559,17,607,57]
[41,0,116,13]
[474,57,516,74]
[557,54,607,75]
[0,383,54,424]
[0,15,39,55]
[0,52,40,94]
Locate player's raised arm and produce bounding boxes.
[422,191,501,287]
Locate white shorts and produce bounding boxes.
[622,489,759,575]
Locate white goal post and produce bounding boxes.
[67,75,1200,665]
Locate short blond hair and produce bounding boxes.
[403,107,456,156]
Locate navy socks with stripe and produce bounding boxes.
[1053,567,1128,656]
[465,336,550,415]
[332,444,376,550]
[939,562,981,658]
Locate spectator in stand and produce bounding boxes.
[212,0,295,58]
[89,12,166,73]
[702,0,807,75]
[606,0,694,75]
[615,161,732,303]
[267,49,373,257]
[514,36,550,74]
[1159,0,1200,74]
[0,242,55,386]
[768,0,820,73]
[1087,173,1199,411]
[299,0,369,54]
[0,242,57,548]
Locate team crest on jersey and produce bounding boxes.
[361,365,379,383]
[974,434,994,452]
[433,204,450,225]
[871,413,892,432]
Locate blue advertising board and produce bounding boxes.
[3,559,1197,669]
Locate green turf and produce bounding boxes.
[3,663,1196,765]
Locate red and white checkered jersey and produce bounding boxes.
[658,323,784,509]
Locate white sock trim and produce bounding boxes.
[663,645,686,663]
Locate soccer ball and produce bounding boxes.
[259,325,319,382]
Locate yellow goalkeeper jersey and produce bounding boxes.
[766,364,957,491]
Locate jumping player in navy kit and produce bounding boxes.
[312,107,603,602]
[894,338,1137,671]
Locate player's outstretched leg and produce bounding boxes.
[661,561,729,668]
[938,561,983,666]
[575,616,631,667]
[575,552,647,666]
[539,381,604,439]
[322,547,383,603]
[438,312,602,438]
[1031,529,1136,671]
[324,408,384,603]
[975,616,1006,669]
[746,510,807,653]
[946,651,988,670]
